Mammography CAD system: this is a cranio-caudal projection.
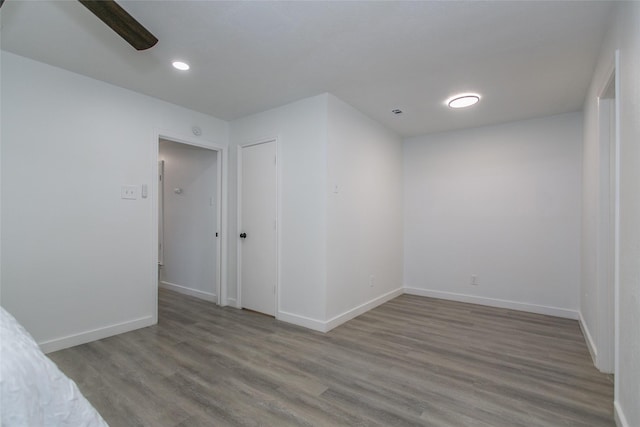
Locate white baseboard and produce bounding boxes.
[324,287,404,332]
[403,287,579,320]
[614,400,630,427]
[276,310,326,332]
[226,297,238,308]
[160,281,216,303]
[579,312,598,366]
[40,286,582,353]
[277,287,404,333]
[39,315,155,354]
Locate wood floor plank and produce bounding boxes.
[48,289,614,426]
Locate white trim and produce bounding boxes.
[579,311,598,365]
[272,288,582,333]
[403,287,579,319]
[150,133,160,324]
[277,287,403,333]
[160,281,217,303]
[236,146,243,309]
[325,287,404,331]
[614,400,630,427]
[158,160,165,267]
[612,49,621,402]
[219,146,229,306]
[276,311,326,332]
[227,297,239,308]
[236,137,279,315]
[275,137,283,326]
[153,129,228,314]
[39,316,155,354]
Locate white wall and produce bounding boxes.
[326,94,403,321]
[581,3,640,426]
[0,52,229,352]
[230,93,403,330]
[230,94,328,324]
[159,140,218,301]
[404,112,582,318]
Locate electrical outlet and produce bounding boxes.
[369,274,375,288]
[121,185,138,200]
[471,275,478,286]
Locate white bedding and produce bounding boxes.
[0,307,108,426]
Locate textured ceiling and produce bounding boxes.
[0,1,614,137]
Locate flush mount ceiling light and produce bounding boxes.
[446,93,481,109]
[172,61,190,71]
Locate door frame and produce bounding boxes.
[236,137,279,315]
[151,129,228,323]
[594,51,619,374]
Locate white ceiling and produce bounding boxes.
[0,1,614,137]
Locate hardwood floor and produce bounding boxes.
[49,289,614,427]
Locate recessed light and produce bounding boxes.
[446,93,481,109]
[172,61,190,71]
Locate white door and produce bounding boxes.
[240,140,277,316]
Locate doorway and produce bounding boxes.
[154,134,226,317]
[237,139,278,316]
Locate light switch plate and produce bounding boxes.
[121,185,138,200]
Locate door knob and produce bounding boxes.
[240,232,247,239]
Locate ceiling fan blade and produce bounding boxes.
[78,0,158,51]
